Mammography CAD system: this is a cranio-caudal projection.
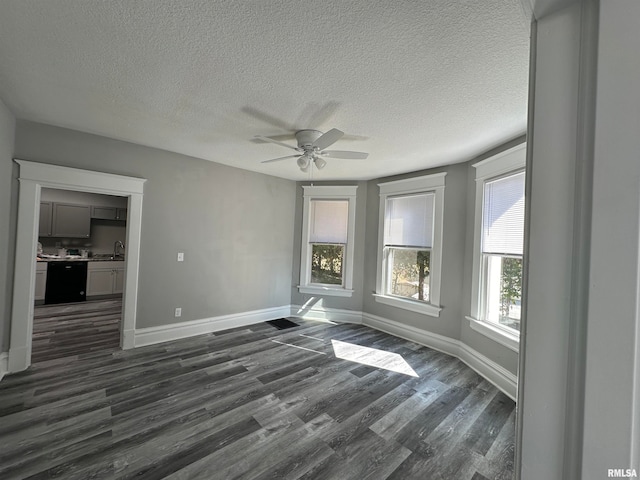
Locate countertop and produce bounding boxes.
[37,255,125,262]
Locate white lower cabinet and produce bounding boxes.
[35,262,48,301]
[87,261,125,297]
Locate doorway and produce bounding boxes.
[8,160,145,373]
[33,186,129,362]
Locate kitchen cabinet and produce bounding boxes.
[39,202,53,237]
[91,205,127,220]
[34,262,48,301]
[91,206,117,220]
[39,202,92,238]
[52,203,91,238]
[40,201,91,238]
[87,261,125,297]
[91,206,127,222]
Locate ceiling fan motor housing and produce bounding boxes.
[295,129,324,150]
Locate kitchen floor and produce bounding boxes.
[31,299,122,363]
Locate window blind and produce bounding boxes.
[309,199,349,244]
[384,193,435,248]
[482,171,525,255]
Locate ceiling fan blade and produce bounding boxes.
[320,150,369,159]
[254,135,299,151]
[261,154,301,164]
[312,128,344,150]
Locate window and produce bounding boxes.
[468,144,526,351]
[481,172,525,330]
[298,186,357,297]
[375,173,446,317]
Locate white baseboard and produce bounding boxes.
[363,312,460,355]
[290,304,363,324]
[0,352,8,382]
[134,305,292,348]
[457,343,518,400]
[362,312,517,400]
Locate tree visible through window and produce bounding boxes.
[311,244,344,285]
[388,248,430,301]
[499,257,522,329]
[381,191,435,303]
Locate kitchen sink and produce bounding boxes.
[92,254,125,260]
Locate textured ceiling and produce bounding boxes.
[0,0,530,181]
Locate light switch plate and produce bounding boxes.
[177,252,184,262]
[175,307,182,317]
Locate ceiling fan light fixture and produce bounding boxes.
[256,127,369,171]
[314,157,327,169]
[297,155,310,171]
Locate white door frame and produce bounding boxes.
[8,159,146,373]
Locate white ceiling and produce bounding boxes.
[0,0,530,181]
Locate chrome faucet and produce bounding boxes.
[113,240,125,259]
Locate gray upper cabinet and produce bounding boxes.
[39,202,53,237]
[91,206,117,220]
[52,203,91,238]
[91,206,127,222]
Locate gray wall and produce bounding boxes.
[86,221,128,256]
[0,99,16,353]
[13,121,297,329]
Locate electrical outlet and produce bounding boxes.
[177,252,184,262]
[174,307,182,317]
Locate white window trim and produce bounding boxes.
[466,315,520,352]
[298,185,357,297]
[469,143,526,348]
[375,172,446,317]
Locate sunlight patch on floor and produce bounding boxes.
[331,339,419,377]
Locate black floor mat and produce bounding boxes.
[266,318,300,330]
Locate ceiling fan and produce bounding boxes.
[256,129,369,172]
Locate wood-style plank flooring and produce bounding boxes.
[31,299,122,363]
[1,311,515,479]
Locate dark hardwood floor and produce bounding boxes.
[31,299,122,363]
[1,308,515,479]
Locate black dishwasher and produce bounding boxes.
[45,261,88,304]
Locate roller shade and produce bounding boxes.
[482,171,525,255]
[309,199,349,244]
[384,193,434,248]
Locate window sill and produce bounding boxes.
[466,316,520,352]
[373,294,442,317]
[298,285,354,298]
